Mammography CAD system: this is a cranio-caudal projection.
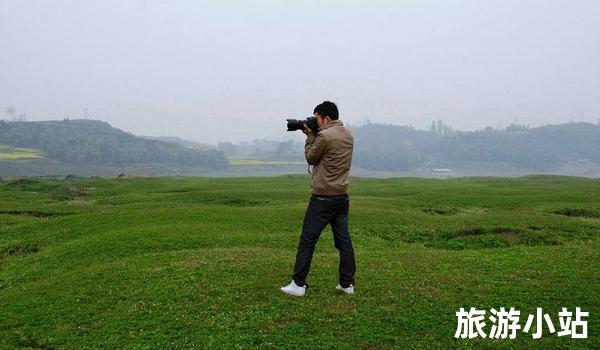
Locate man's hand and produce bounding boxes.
[302,124,313,137]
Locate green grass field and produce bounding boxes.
[0,175,598,349]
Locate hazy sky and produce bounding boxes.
[1,0,599,144]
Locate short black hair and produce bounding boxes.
[313,101,339,120]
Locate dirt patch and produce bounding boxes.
[491,227,517,235]
[0,210,73,218]
[214,196,267,206]
[432,227,523,250]
[12,333,56,349]
[447,227,485,238]
[447,227,519,239]
[421,207,458,215]
[552,208,600,219]
[490,227,518,243]
[1,242,39,256]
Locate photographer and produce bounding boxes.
[281,101,356,297]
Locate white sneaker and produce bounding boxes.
[280,280,306,297]
[335,284,354,294]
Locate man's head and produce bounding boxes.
[313,101,339,127]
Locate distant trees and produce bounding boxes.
[353,123,427,171]
[7,118,593,173]
[272,140,303,161]
[0,119,228,170]
[505,123,529,133]
[351,122,600,172]
[429,120,453,135]
[218,139,304,161]
[217,142,238,156]
[216,121,600,172]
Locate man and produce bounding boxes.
[280,101,356,297]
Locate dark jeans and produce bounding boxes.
[292,194,356,288]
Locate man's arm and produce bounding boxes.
[304,132,327,165]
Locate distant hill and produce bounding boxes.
[2,119,599,178]
[219,122,600,177]
[0,119,228,177]
[139,135,214,151]
[351,122,600,175]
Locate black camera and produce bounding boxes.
[286,117,319,135]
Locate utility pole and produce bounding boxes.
[84,107,88,119]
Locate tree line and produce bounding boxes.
[225,121,600,172]
[0,119,228,170]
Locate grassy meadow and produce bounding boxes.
[0,175,598,349]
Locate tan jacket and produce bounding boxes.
[305,120,354,195]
